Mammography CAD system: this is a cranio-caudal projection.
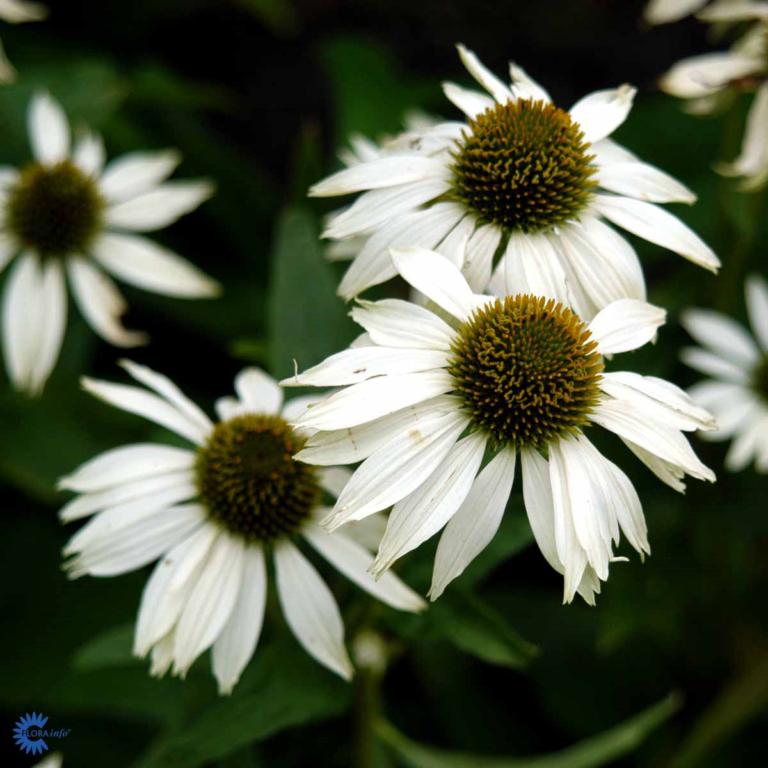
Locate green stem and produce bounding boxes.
[353,662,382,768]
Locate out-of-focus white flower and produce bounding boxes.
[32,753,63,768]
[0,0,47,82]
[0,93,219,395]
[645,0,768,26]
[682,275,768,472]
[284,247,716,605]
[310,45,717,316]
[61,365,425,694]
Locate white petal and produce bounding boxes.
[0,0,48,23]
[81,377,210,445]
[688,380,756,439]
[442,82,494,118]
[59,443,195,493]
[660,52,761,99]
[212,545,267,695]
[503,231,571,306]
[569,85,636,143]
[726,412,768,471]
[372,431,486,575]
[645,0,708,24]
[718,83,768,182]
[323,177,451,241]
[292,369,454,431]
[318,466,352,498]
[680,347,750,384]
[463,223,502,292]
[281,394,324,423]
[286,346,448,387]
[594,194,720,272]
[134,524,218,655]
[681,308,758,367]
[323,409,468,528]
[351,298,457,351]
[456,44,512,103]
[509,63,551,102]
[227,368,282,415]
[591,398,716,483]
[746,274,768,350]
[698,2,768,22]
[173,534,245,674]
[67,257,148,347]
[622,438,687,492]
[337,201,463,298]
[588,299,666,354]
[391,246,479,320]
[73,130,106,176]
[597,160,696,204]
[274,540,353,679]
[91,233,220,297]
[28,258,67,395]
[99,150,181,202]
[105,181,213,232]
[429,446,516,600]
[310,156,447,196]
[29,92,70,164]
[304,523,425,612]
[295,395,462,466]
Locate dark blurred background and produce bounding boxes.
[1,1,766,766]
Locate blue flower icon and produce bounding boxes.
[13,712,49,755]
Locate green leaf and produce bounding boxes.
[378,693,681,768]
[72,623,138,672]
[135,643,352,767]
[430,590,538,670]
[268,206,356,379]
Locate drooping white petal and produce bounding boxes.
[105,181,214,232]
[456,44,512,103]
[91,233,220,297]
[310,156,447,196]
[681,308,759,367]
[337,202,464,298]
[569,85,636,143]
[134,523,218,656]
[503,231,571,306]
[351,298,457,351]
[67,257,148,347]
[645,0,708,24]
[430,447,516,600]
[372,432,487,576]
[81,377,210,445]
[588,299,666,354]
[593,194,720,272]
[304,523,426,612]
[660,52,761,99]
[212,545,267,695]
[591,398,716,483]
[391,246,480,320]
[442,81,495,118]
[28,258,67,395]
[295,395,462,466]
[73,130,106,176]
[29,92,70,164]
[680,347,750,384]
[291,369,454,431]
[58,443,195,493]
[746,274,768,350]
[173,534,245,675]
[688,380,757,439]
[323,409,468,529]
[99,150,181,203]
[726,411,768,471]
[285,346,448,387]
[274,540,353,680]
[463,223,502,292]
[622,438,686,493]
[717,83,768,183]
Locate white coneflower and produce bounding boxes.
[284,247,716,605]
[0,0,46,82]
[60,364,424,694]
[682,275,768,472]
[0,93,219,395]
[655,5,768,188]
[309,45,718,315]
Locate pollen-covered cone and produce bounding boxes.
[0,93,220,395]
[309,44,717,314]
[283,247,716,605]
[682,274,768,472]
[59,364,424,695]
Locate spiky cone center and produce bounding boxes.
[450,99,597,234]
[752,354,768,405]
[7,161,104,257]
[195,414,321,543]
[448,295,604,450]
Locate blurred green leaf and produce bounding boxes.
[135,643,351,767]
[73,623,138,672]
[268,206,356,378]
[430,589,538,670]
[377,693,681,768]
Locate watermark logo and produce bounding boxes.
[13,712,71,756]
